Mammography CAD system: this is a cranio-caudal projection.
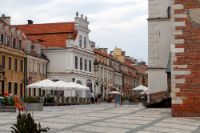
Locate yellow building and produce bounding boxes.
[0,15,25,98]
[110,48,126,63]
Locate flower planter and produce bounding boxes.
[24,103,43,111]
[0,106,16,112]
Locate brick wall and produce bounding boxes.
[171,0,200,117]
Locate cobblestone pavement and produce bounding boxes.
[0,103,200,133]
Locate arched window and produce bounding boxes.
[167,7,171,18]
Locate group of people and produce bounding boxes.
[90,92,122,107]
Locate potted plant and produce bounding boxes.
[11,113,49,133]
[24,96,43,111]
[11,103,49,133]
[0,93,16,112]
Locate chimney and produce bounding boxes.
[89,41,96,48]
[27,20,33,24]
[122,51,126,56]
[0,14,11,25]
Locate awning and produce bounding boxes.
[132,85,148,92]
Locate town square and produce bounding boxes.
[0,0,200,132]
[0,104,200,133]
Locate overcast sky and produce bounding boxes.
[0,0,148,62]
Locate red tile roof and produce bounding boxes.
[16,22,75,34]
[94,48,147,75]
[15,22,77,48]
[94,49,112,58]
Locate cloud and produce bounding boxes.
[0,0,148,62]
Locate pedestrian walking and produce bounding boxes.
[97,94,101,104]
[90,92,94,104]
[115,94,120,107]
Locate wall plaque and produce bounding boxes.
[188,8,200,28]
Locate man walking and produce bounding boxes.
[90,92,94,104]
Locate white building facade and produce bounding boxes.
[16,13,96,97]
[44,14,95,95]
[148,0,173,102]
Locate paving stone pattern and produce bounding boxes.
[0,104,199,133]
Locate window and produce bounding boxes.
[38,63,40,73]
[20,60,23,72]
[18,40,22,50]
[89,60,92,72]
[14,83,18,95]
[38,64,41,74]
[14,59,18,71]
[75,56,78,69]
[8,57,12,70]
[80,58,83,70]
[8,82,12,93]
[6,36,10,46]
[37,63,40,74]
[20,83,23,98]
[2,55,5,68]
[43,64,46,75]
[84,37,87,48]
[84,59,87,71]
[79,35,82,48]
[0,34,3,44]
[33,61,37,73]
[40,64,43,74]
[167,7,171,18]
[29,60,33,72]
[12,38,16,48]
